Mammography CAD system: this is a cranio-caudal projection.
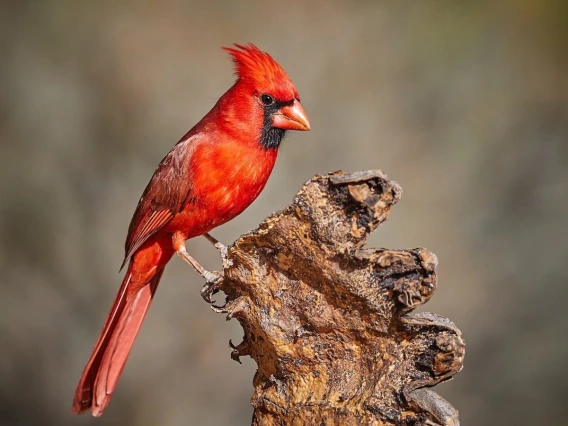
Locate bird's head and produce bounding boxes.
[223,44,310,149]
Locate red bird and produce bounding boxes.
[71,43,310,416]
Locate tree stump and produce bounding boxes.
[208,170,465,426]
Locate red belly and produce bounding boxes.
[166,140,278,239]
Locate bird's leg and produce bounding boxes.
[176,245,220,282]
[176,246,223,303]
[203,233,228,259]
[173,233,222,303]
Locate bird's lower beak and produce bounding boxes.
[273,100,311,131]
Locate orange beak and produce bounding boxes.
[272,100,311,131]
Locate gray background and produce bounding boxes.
[1,1,567,425]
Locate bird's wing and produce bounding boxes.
[121,135,200,269]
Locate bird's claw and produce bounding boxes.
[201,271,223,304]
[217,243,228,261]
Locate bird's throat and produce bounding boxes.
[260,126,286,150]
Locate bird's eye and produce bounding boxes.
[260,94,274,106]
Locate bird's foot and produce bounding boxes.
[201,270,224,304]
[175,240,226,305]
[217,243,228,261]
[203,233,228,260]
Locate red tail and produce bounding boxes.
[71,262,164,416]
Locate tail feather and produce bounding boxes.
[72,264,164,416]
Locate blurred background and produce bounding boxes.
[1,1,567,425]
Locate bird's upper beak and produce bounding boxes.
[272,100,311,131]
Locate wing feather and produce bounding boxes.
[120,135,200,269]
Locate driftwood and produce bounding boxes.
[206,170,465,426]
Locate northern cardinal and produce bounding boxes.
[72,43,310,416]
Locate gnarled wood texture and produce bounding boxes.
[208,170,465,426]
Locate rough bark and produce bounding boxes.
[208,170,465,426]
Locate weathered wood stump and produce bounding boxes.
[207,170,465,426]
